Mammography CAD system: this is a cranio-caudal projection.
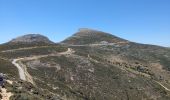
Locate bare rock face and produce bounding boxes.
[9,34,54,44]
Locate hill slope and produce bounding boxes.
[62,28,129,45]
[0,29,170,100]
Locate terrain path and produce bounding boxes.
[11,48,74,84]
[155,81,170,92]
[12,59,26,80]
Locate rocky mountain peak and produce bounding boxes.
[9,34,54,44]
[76,28,107,37]
[62,28,129,45]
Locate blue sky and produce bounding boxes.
[0,0,170,47]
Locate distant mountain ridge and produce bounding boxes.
[62,28,129,45]
[8,34,54,44]
[1,29,168,48]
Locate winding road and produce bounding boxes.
[11,48,74,84]
[12,58,26,80]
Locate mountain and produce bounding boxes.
[1,29,170,100]
[0,34,55,51]
[9,34,54,44]
[62,28,129,45]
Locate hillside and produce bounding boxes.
[0,34,55,51]
[0,29,170,100]
[62,28,129,45]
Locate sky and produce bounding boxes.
[0,0,170,47]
